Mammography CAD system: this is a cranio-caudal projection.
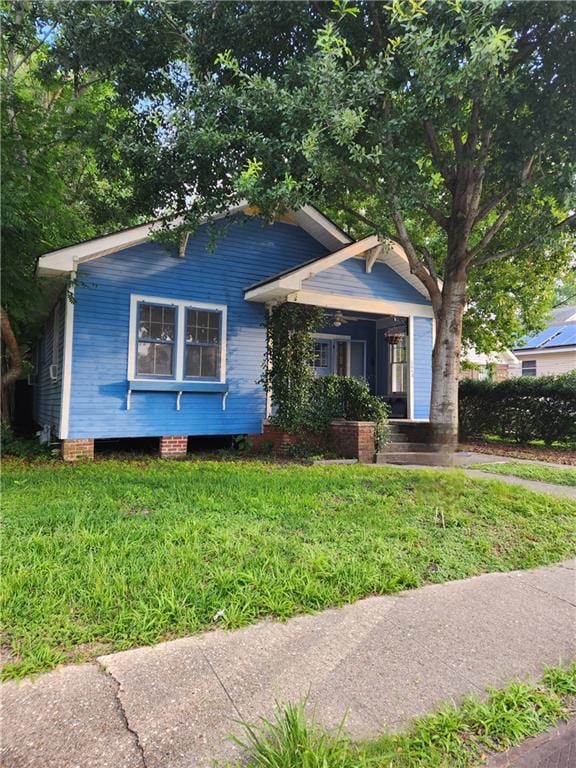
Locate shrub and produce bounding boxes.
[1,425,53,459]
[459,372,576,445]
[305,375,389,449]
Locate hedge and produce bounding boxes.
[459,372,576,445]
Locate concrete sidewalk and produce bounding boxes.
[2,562,575,768]
[464,469,576,500]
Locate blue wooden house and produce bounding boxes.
[35,205,434,459]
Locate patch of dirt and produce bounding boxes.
[66,641,117,664]
[0,644,18,669]
[460,440,576,466]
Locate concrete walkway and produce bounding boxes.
[2,562,575,768]
[464,468,576,500]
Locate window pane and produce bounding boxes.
[391,362,406,393]
[154,343,173,375]
[521,360,536,376]
[137,342,154,374]
[185,346,201,377]
[350,342,365,379]
[139,304,175,341]
[150,306,163,324]
[186,308,220,344]
[185,344,219,378]
[137,342,173,376]
[201,345,218,378]
[314,342,329,369]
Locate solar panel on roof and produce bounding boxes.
[517,325,576,350]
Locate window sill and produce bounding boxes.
[128,380,228,393]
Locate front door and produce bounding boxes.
[313,336,366,380]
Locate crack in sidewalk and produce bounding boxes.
[505,573,576,609]
[95,660,148,768]
[201,649,245,721]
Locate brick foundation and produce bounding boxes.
[159,435,188,458]
[329,419,376,463]
[61,438,94,462]
[250,423,324,455]
[250,420,376,462]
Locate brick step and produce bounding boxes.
[376,451,454,466]
[380,442,433,453]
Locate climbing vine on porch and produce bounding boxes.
[262,303,325,432]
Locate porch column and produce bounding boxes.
[407,316,415,419]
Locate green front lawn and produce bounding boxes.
[476,462,576,487]
[2,459,575,679]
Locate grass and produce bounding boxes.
[475,462,576,487]
[2,458,576,680]
[232,664,576,767]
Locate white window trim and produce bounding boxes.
[128,294,227,383]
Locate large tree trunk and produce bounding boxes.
[429,277,467,451]
[1,307,23,426]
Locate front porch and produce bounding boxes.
[244,232,434,422]
[311,309,412,419]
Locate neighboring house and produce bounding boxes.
[460,348,520,381]
[512,306,576,377]
[34,205,435,459]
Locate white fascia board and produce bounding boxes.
[245,235,381,303]
[514,346,576,357]
[293,205,352,251]
[286,290,434,318]
[36,203,254,277]
[37,201,352,277]
[377,240,438,299]
[37,220,172,277]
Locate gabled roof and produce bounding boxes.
[36,203,352,277]
[244,234,431,303]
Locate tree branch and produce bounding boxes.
[475,153,537,224]
[11,22,58,77]
[424,204,450,231]
[156,4,195,49]
[467,208,511,260]
[415,243,439,283]
[473,213,576,267]
[391,205,442,311]
[340,205,380,232]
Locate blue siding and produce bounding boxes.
[413,317,433,419]
[303,258,430,305]
[68,218,328,439]
[33,297,65,434]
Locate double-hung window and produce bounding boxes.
[185,309,222,380]
[130,296,226,383]
[521,359,537,377]
[389,335,407,394]
[137,303,176,377]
